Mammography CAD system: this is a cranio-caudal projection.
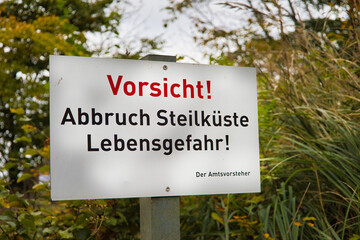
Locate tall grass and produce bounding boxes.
[178,2,359,239]
[179,19,359,240]
[261,23,360,239]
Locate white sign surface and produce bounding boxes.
[50,55,260,200]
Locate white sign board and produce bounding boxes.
[50,55,260,200]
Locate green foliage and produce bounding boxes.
[0,0,160,239]
[258,183,316,240]
[166,0,360,239]
[181,194,262,240]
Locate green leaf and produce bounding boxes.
[17,173,32,183]
[14,136,32,143]
[0,215,13,221]
[30,211,42,217]
[73,228,91,240]
[24,148,38,157]
[43,226,58,235]
[58,229,74,239]
[0,215,16,227]
[23,163,32,169]
[39,165,50,173]
[18,213,36,231]
[44,82,49,91]
[211,212,224,225]
[19,116,32,122]
[4,162,16,170]
[6,221,16,228]
[106,217,117,226]
[0,188,10,199]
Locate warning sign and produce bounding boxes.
[50,56,260,200]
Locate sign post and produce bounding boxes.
[140,197,180,240]
[140,54,180,240]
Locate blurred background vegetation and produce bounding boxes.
[0,0,359,239]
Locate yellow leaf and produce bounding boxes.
[264,233,275,239]
[303,217,317,221]
[10,107,25,115]
[9,200,23,208]
[40,145,50,159]
[248,194,264,204]
[17,173,32,183]
[211,212,224,225]
[349,234,360,240]
[0,199,10,208]
[0,5,5,14]
[32,183,47,191]
[21,124,37,133]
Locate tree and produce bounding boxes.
[0,1,160,239]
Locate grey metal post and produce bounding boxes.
[140,54,180,240]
